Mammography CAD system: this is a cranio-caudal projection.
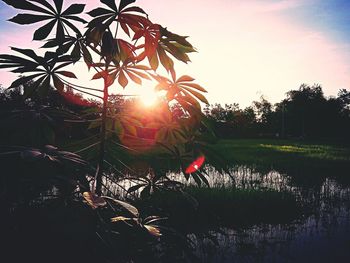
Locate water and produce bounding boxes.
[190,178,350,263]
[103,165,350,262]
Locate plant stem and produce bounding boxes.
[96,73,109,195]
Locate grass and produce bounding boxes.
[123,138,350,169]
[211,139,350,165]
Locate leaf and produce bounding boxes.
[182,87,209,104]
[20,150,43,160]
[130,65,151,70]
[180,90,202,109]
[103,196,139,217]
[165,42,191,63]
[92,71,107,80]
[71,42,81,61]
[198,171,210,187]
[33,19,56,40]
[144,225,162,237]
[8,14,51,24]
[82,45,93,66]
[118,70,128,88]
[148,52,159,70]
[157,46,174,72]
[52,75,64,91]
[56,71,77,78]
[11,47,43,65]
[56,21,65,42]
[61,4,85,16]
[123,6,147,15]
[53,0,63,14]
[2,0,53,14]
[177,75,195,83]
[172,42,196,53]
[101,0,118,11]
[87,7,114,17]
[144,216,167,225]
[63,15,87,25]
[191,172,202,186]
[7,73,43,89]
[180,82,207,92]
[41,38,60,48]
[119,0,136,11]
[128,69,150,80]
[53,61,74,71]
[52,75,64,92]
[127,184,146,194]
[126,71,142,85]
[120,22,130,36]
[83,192,107,209]
[111,216,135,223]
[30,0,56,14]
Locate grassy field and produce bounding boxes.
[210,139,350,167]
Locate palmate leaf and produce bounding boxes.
[1,145,88,166]
[92,62,151,88]
[2,0,53,14]
[139,26,196,72]
[0,47,77,96]
[152,73,208,115]
[4,0,86,42]
[133,23,160,61]
[43,34,91,64]
[87,0,149,46]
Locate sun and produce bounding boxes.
[138,86,160,106]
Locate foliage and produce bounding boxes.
[0,0,214,261]
[0,0,211,192]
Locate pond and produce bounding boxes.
[106,164,350,262]
[189,176,350,262]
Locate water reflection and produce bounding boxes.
[103,165,350,262]
[183,170,350,263]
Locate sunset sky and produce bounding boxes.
[0,0,349,107]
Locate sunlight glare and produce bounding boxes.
[139,87,159,106]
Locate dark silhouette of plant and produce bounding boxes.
[0,0,209,196]
[0,3,214,261]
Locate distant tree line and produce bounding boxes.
[204,84,350,141]
[1,82,350,142]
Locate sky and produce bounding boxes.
[0,0,350,107]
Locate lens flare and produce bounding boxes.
[185,156,205,174]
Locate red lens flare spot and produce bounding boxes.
[185,156,205,174]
